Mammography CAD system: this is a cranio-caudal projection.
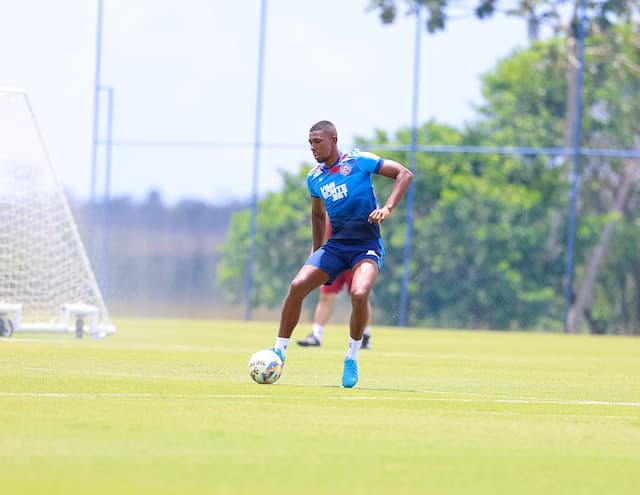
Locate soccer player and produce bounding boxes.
[297,220,373,349]
[270,120,413,388]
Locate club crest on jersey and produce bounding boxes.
[340,164,352,176]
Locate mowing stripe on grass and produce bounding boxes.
[1,391,638,408]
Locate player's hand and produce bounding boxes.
[368,205,392,224]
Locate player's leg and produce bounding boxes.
[297,274,343,347]
[362,299,373,349]
[315,291,338,328]
[271,264,327,363]
[297,291,337,346]
[348,260,378,341]
[272,238,351,362]
[278,264,328,339]
[344,270,372,349]
[342,259,379,388]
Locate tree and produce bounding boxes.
[364,121,565,329]
[476,26,640,333]
[218,118,565,330]
[368,0,640,332]
[217,21,640,333]
[367,1,640,40]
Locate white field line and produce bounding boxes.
[0,365,216,381]
[1,364,639,408]
[0,339,230,353]
[0,391,638,409]
[4,339,637,365]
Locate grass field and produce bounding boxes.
[1,319,639,495]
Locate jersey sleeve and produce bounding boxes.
[307,170,320,197]
[355,150,384,174]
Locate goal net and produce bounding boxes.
[0,88,115,337]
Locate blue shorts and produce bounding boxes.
[305,238,385,284]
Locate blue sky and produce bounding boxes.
[1,0,529,204]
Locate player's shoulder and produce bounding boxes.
[344,148,383,172]
[344,148,362,160]
[345,148,381,162]
[307,164,324,179]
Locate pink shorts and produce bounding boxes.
[320,269,353,295]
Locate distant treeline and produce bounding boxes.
[69,190,249,318]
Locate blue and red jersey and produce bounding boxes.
[307,149,383,240]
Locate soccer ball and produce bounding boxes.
[248,349,283,384]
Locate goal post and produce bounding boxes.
[0,88,115,338]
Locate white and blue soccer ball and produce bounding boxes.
[248,349,283,384]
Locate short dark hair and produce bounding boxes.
[309,120,337,136]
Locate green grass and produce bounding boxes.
[1,319,639,495]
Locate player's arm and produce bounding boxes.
[368,159,414,224]
[310,196,327,251]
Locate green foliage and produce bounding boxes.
[475,26,640,332]
[365,121,566,329]
[366,0,640,41]
[218,22,640,333]
[367,0,492,34]
[219,117,567,329]
[600,218,640,335]
[476,39,567,147]
[412,161,562,329]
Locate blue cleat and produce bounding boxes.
[268,347,286,366]
[342,357,358,388]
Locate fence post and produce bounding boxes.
[399,0,422,327]
[563,0,587,333]
[245,0,268,321]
